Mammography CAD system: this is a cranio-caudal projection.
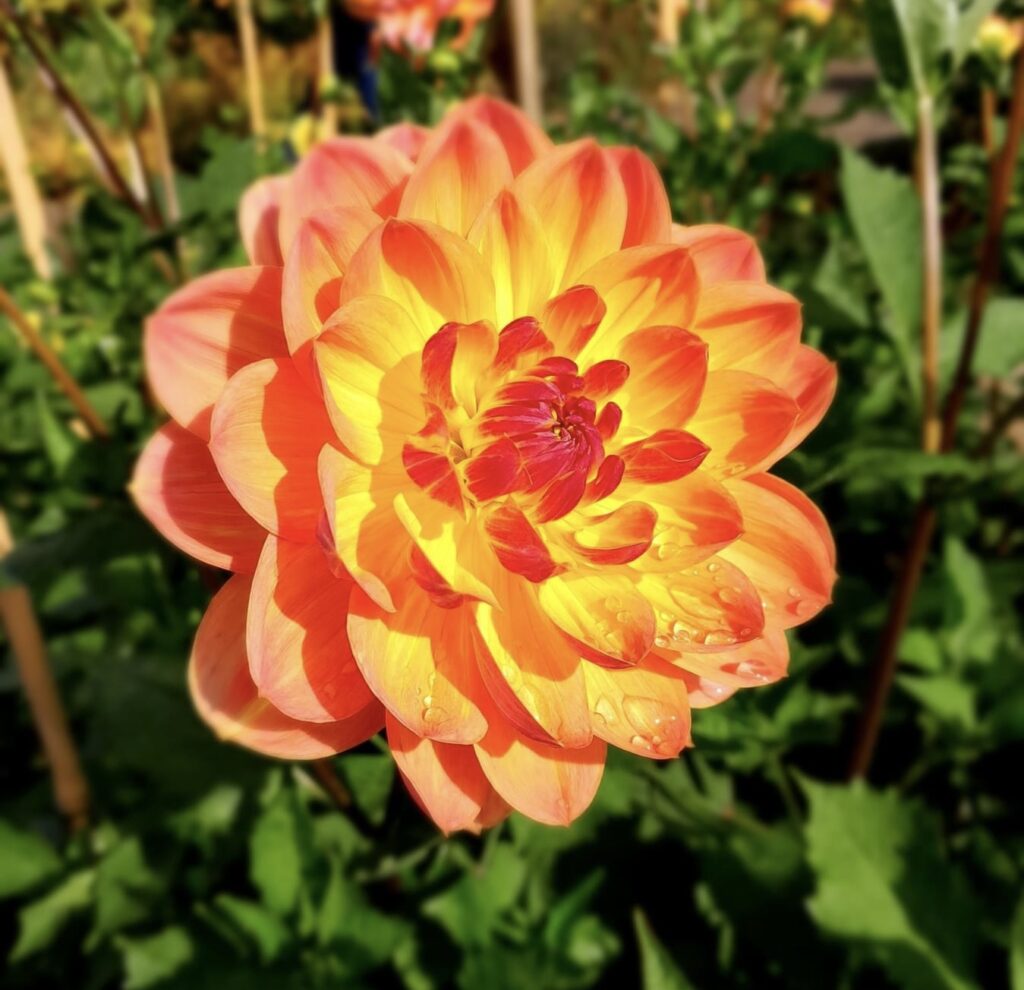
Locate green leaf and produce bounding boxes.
[953,0,1001,64]
[633,908,697,990]
[34,389,78,474]
[864,0,957,96]
[804,779,978,990]
[899,673,976,728]
[10,869,95,962]
[118,926,194,989]
[249,787,303,916]
[338,753,395,826]
[942,537,995,664]
[1011,893,1024,990]
[90,837,164,941]
[0,819,61,899]
[213,894,292,964]
[973,298,1024,377]
[839,148,922,380]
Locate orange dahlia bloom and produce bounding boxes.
[344,0,494,54]
[781,0,832,27]
[132,98,836,831]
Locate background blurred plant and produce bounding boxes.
[2,0,1024,987]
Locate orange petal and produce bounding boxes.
[452,95,553,174]
[686,370,799,477]
[774,345,838,458]
[577,245,700,360]
[190,575,384,759]
[318,446,409,612]
[747,472,836,567]
[279,137,412,249]
[571,502,657,566]
[474,711,606,826]
[541,285,607,357]
[281,205,380,358]
[537,570,655,666]
[721,475,836,628]
[239,176,286,266]
[374,122,430,161]
[511,140,628,289]
[387,714,506,833]
[340,218,496,340]
[314,295,425,465]
[399,117,514,236]
[469,189,554,329]
[144,267,287,439]
[209,357,334,542]
[694,281,802,377]
[247,536,375,722]
[662,626,790,690]
[616,325,708,430]
[671,223,766,284]
[474,580,593,747]
[347,580,488,744]
[639,556,765,652]
[609,147,672,248]
[583,656,692,757]
[130,422,265,573]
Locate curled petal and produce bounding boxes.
[279,137,412,249]
[474,710,606,826]
[282,206,381,358]
[387,715,508,833]
[209,358,335,542]
[616,325,708,430]
[400,117,514,236]
[239,176,286,266]
[247,536,375,722]
[639,557,765,652]
[348,580,488,744]
[130,422,265,573]
[190,576,384,759]
[685,370,799,477]
[144,267,287,439]
[671,223,766,284]
[485,503,561,582]
[572,502,657,566]
[475,580,592,747]
[721,475,836,628]
[452,95,553,174]
[584,656,692,758]
[609,147,672,248]
[421,319,498,414]
[538,571,656,666]
[618,430,709,484]
[541,285,607,358]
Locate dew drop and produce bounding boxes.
[706,561,721,573]
[593,695,617,726]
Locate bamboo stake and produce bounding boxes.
[317,12,338,137]
[657,0,682,46]
[0,512,90,832]
[0,286,110,439]
[235,0,267,139]
[848,53,1024,779]
[917,93,942,454]
[0,57,53,279]
[508,0,542,124]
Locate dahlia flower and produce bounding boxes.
[344,0,494,54]
[781,0,832,27]
[975,15,1024,61]
[132,97,837,831]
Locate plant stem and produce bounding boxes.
[235,0,267,140]
[848,53,1024,779]
[508,0,543,124]
[0,512,90,832]
[917,92,942,454]
[311,758,353,809]
[0,286,110,440]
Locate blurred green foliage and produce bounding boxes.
[2,0,1024,987]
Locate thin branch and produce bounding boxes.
[848,52,1024,779]
[0,286,110,440]
[235,0,267,139]
[917,93,942,454]
[0,512,90,832]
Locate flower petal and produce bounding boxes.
[190,575,384,759]
[279,137,412,249]
[774,345,838,457]
[663,625,790,690]
[247,536,375,722]
[130,422,265,573]
[347,579,489,744]
[616,325,708,430]
[452,95,553,174]
[374,122,430,161]
[399,117,514,236]
[144,267,287,439]
[209,357,334,542]
[720,475,836,628]
[671,223,766,284]
[281,205,381,358]
[387,714,508,833]
[541,284,607,358]
[609,147,672,248]
[474,711,606,826]
[584,656,692,757]
[239,176,286,266]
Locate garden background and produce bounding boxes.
[1,0,1023,987]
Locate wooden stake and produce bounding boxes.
[508,0,542,124]
[916,93,942,454]
[235,0,267,139]
[0,57,53,279]
[0,512,90,832]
